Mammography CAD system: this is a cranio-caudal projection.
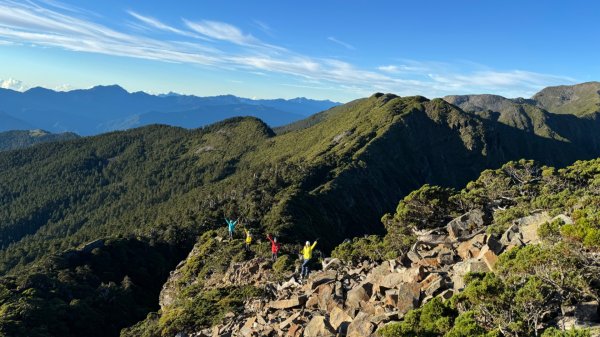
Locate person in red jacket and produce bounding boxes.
[267,234,281,261]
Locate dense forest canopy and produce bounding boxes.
[2,88,600,336]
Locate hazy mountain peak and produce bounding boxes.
[88,84,129,94]
[157,91,183,97]
[24,86,56,94]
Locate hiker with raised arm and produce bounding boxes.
[300,239,318,279]
[225,217,238,240]
[244,227,253,252]
[267,234,281,261]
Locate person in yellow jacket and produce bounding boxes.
[301,240,318,278]
[244,228,252,252]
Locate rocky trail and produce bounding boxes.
[165,210,600,337]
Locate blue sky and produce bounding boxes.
[0,0,598,102]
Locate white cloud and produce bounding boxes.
[327,36,355,50]
[127,11,202,39]
[377,63,432,74]
[0,0,578,100]
[0,78,78,92]
[184,19,258,46]
[427,69,575,97]
[54,83,74,91]
[378,65,399,73]
[374,60,576,98]
[0,78,30,91]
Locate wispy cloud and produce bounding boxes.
[184,19,258,46]
[0,0,577,100]
[376,61,576,97]
[377,64,428,74]
[327,36,355,50]
[430,70,574,89]
[253,20,273,37]
[378,65,399,73]
[127,11,201,39]
[37,0,100,17]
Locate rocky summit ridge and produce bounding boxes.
[160,210,599,337]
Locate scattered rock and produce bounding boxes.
[486,235,503,254]
[438,289,454,301]
[447,210,485,241]
[329,306,352,332]
[287,323,302,337]
[456,234,484,259]
[553,214,574,225]
[322,258,342,271]
[407,249,422,264]
[365,261,391,284]
[303,316,335,337]
[239,317,256,337]
[418,257,441,268]
[346,312,375,337]
[420,273,445,297]
[384,290,398,307]
[477,245,499,271]
[500,223,521,246]
[278,277,301,291]
[379,272,407,289]
[346,283,372,310]
[516,212,552,244]
[305,294,319,309]
[316,283,335,311]
[307,270,337,290]
[396,282,421,314]
[452,260,490,291]
[279,312,301,330]
[268,296,307,310]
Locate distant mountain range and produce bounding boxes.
[0,85,339,135]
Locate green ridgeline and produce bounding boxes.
[3,92,600,336]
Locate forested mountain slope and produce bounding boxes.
[0,130,79,151]
[3,92,600,336]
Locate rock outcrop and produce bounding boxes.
[165,212,592,336]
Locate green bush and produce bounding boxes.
[541,327,591,337]
[271,254,295,278]
[390,185,457,230]
[538,219,564,242]
[157,286,263,336]
[378,298,456,337]
[445,311,486,337]
[561,209,600,248]
[332,235,392,263]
